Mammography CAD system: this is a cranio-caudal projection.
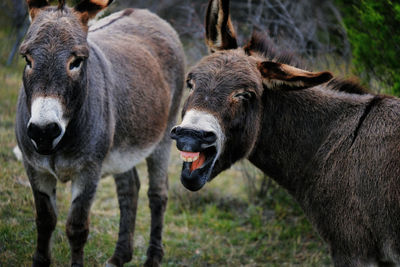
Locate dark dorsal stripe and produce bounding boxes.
[89,9,134,33]
[350,95,384,146]
[244,31,302,68]
[327,78,370,95]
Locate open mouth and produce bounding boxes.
[179,146,217,191]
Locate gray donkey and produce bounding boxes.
[15,0,185,266]
[171,0,400,266]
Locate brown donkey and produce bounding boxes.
[171,0,400,266]
[15,0,185,266]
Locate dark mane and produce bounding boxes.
[327,78,371,95]
[244,31,303,68]
[245,32,371,96]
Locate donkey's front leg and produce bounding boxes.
[26,165,57,267]
[144,146,170,267]
[66,170,100,267]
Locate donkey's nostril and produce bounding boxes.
[27,122,40,140]
[170,126,217,152]
[27,122,62,145]
[46,123,62,139]
[170,126,182,139]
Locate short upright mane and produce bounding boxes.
[244,31,303,68]
[245,32,370,95]
[327,78,370,95]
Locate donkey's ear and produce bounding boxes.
[205,0,238,52]
[257,61,333,90]
[26,0,49,21]
[74,0,113,24]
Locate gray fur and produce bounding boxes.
[16,2,184,267]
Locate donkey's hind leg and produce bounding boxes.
[144,139,171,267]
[107,167,140,267]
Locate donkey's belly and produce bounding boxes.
[101,145,155,176]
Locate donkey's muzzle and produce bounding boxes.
[27,122,62,155]
[170,126,217,152]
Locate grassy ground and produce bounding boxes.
[0,30,332,266]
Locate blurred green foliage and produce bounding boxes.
[336,0,400,94]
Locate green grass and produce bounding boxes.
[0,31,332,267]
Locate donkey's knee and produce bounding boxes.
[66,220,89,248]
[148,190,168,211]
[147,167,168,216]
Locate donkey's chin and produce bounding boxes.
[179,147,217,191]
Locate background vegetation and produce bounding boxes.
[0,0,398,266]
[335,0,400,94]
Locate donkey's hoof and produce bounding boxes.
[106,255,127,267]
[71,263,83,267]
[32,260,50,267]
[144,244,163,267]
[144,257,162,267]
[105,261,118,267]
[32,254,51,267]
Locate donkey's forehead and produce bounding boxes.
[190,49,262,91]
[22,7,86,51]
[199,49,250,66]
[32,6,81,25]
[192,50,257,76]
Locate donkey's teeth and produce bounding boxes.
[180,151,200,162]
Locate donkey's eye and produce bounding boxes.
[23,56,32,69]
[234,91,253,100]
[186,79,194,90]
[69,57,83,71]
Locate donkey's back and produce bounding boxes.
[304,94,400,265]
[89,8,184,93]
[87,8,185,175]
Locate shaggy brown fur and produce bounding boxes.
[171,0,400,266]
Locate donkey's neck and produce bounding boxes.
[60,40,114,155]
[249,87,374,194]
